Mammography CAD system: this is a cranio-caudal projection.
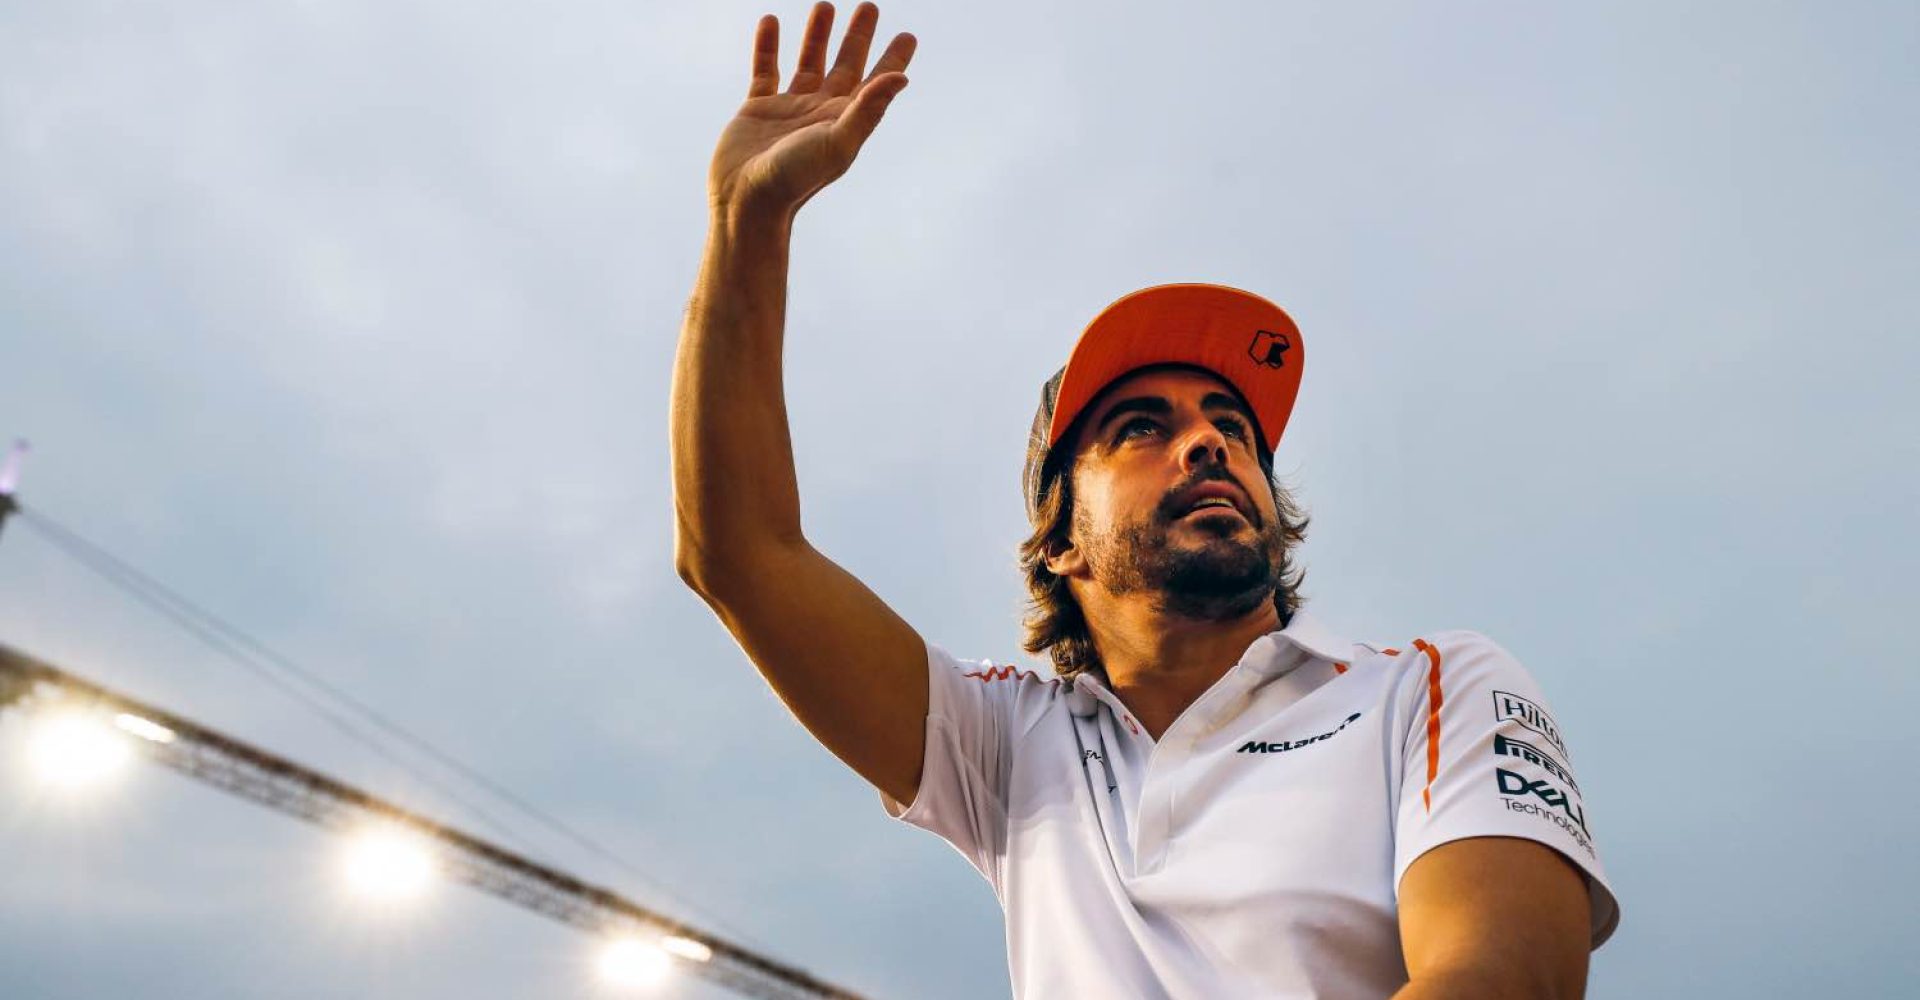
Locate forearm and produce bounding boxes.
[673,1,912,595]
[670,205,807,587]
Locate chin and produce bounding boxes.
[1173,524,1261,558]
[1158,571,1275,621]
[1166,544,1270,590]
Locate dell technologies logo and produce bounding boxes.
[1495,768,1593,856]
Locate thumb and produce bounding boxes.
[831,73,909,152]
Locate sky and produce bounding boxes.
[1,0,1915,997]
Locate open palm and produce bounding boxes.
[708,2,917,216]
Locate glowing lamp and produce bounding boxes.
[597,937,674,990]
[342,824,437,901]
[28,709,133,790]
[661,934,713,963]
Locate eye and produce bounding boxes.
[1216,416,1251,441]
[1117,417,1162,441]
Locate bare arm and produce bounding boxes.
[671,2,928,804]
[1393,836,1592,999]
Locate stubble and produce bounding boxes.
[1076,476,1285,622]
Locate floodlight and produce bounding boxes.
[597,936,674,990]
[27,708,133,789]
[112,713,176,744]
[661,935,713,963]
[342,824,437,901]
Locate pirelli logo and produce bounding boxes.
[1492,733,1579,795]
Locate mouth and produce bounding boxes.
[1177,497,1248,522]
[1164,473,1259,527]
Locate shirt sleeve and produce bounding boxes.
[878,638,1036,894]
[1391,630,1622,949]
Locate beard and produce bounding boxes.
[1077,478,1287,622]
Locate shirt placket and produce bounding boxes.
[1132,666,1272,874]
[1071,674,1154,875]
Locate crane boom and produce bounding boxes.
[0,642,867,1000]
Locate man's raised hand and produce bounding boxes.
[708,2,916,220]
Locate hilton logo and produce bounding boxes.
[1247,329,1292,369]
[1492,690,1569,759]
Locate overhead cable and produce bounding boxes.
[12,503,764,949]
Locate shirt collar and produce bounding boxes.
[1067,608,1355,707]
[1271,608,1353,664]
[1235,608,1353,679]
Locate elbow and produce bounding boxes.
[673,553,701,592]
[673,505,805,602]
[673,534,719,598]
[672,496,722,597]
[672,529,765,604]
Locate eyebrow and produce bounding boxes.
[1093,396,1171,435]
[1093,391,1256,436]
[1202,392,1256,426]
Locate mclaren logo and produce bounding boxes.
[1237,712,1361,754]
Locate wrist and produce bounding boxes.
[709,196,796,243]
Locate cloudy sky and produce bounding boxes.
[2,0,1915,997]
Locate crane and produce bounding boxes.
[0,642,868,1000]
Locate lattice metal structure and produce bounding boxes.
[0,643,867,1000]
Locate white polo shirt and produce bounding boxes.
[882,610,1620,998]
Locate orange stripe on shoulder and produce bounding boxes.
[1412,638,1444,813]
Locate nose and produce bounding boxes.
[1180,421,1230,474]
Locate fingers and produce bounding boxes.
[748,14,780,98]
[864,30,916,85]
[756,3,914,103]
[820,2,878,97]
[786,2,836,95]
[830,71,909,154]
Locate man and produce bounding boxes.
[671,3,1620,996]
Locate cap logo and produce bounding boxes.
[1248,329,1292,369]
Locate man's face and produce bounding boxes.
[1055,366,1287,621]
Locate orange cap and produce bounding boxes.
[1023,283,1304,519]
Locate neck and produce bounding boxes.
[1080,590,1281,740]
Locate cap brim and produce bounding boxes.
[1047,283,1304,454]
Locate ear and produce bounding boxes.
[1043,535,1088,579]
